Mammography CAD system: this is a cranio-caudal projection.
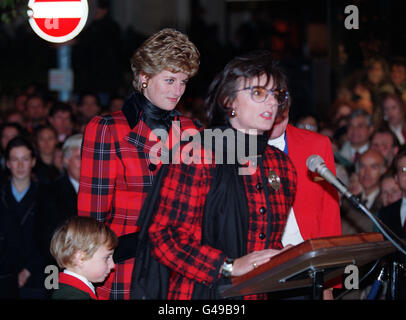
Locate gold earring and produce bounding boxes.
[141,82,148,89]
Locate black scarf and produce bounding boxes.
[129,164,170,300]
[129,91,180,132]
[191,126,269,299]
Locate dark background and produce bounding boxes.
[0,0,405,124]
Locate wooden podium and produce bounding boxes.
[219,233,396,299]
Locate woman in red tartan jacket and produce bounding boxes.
[149,51,298,300]
[77,28,200,300]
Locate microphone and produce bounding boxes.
[306,154,353,200]
[306,154,406,256]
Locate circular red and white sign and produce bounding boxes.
[27,0,88,43]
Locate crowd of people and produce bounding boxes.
[0,19,406,301]
[298,54,406,238]
[295,53,406,299]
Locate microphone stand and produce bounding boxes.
[307,155,406,298]
[345,194,406,257]
[344,194,406,300]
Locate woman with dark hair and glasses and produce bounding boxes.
[149,51,297,300]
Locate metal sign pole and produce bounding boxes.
[57,44,72,102]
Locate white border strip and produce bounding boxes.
[31,2,84,18]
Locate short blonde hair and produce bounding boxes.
[50,216,118,269]
[130,28,200,91]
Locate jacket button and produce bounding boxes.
[259,206,266,214]
[259,233,265,240]
[256,183,263,190]
[148,163,157,171]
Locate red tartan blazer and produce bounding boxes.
[148,143,297,300]
[285,124,342,240]
[78,101,199,300]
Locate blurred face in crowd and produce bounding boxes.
[334,104,352,122]
[1,126,19,151]
[380,176,402,207]
[6,146,36,182]
[354,83,371,100]
[229,74,279,134]
[26,97,46,122]
[383,97,404,127]
[64,147,81,182]
[109,97,124,113]
[391,64,406,86]
[368,61,384,85]
[79,95,101,119]
[348,171,363,195]
[347,115,373,148]
[49,111,73,136]
[37,128,58,157]
[6,113,25,128]
[296,116,318,132]
[140,70,189,111]
[358,149,385,195]
[336,87,352,102]
[395,155,406,195]
[371,132,398,165]
[15,94,27,113]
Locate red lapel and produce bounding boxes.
[59,272,98,300]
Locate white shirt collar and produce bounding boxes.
[401,197,406,227]
[361,188,380,210]
[63,269,95,294]
[350,143,369,158]
[390,124,405,145]
[69,176,79,194]
[267,132,286,152]
[390,123,403,134]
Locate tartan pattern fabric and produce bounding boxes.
[78,109,198,300]
[149,145,297,300]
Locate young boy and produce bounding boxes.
[50,216,117,300]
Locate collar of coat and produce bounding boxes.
[121,91,181,130]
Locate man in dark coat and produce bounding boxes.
[36,134,82,266]
[378,146,406,299]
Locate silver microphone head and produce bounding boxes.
[306,155,324,173]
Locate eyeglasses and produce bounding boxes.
[236,86,289,105]
[398,166,406,174]
[296,123,318,132]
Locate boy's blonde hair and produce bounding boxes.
[50,216,118,269]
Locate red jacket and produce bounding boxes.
[285,124,341,240]
[78,102,199,300]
